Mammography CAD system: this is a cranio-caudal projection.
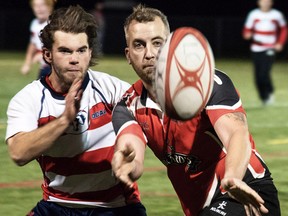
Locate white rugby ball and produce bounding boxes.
[154,27,215,120]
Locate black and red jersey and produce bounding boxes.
[113,70,270,216]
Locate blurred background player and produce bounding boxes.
[90,0,106,56]
[111,4,281,216]
[6,5,146,215]
[243,0,287,106]
[20,0,55,78]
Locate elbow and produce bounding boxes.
[9,149,30,166]
[7,141,30,166]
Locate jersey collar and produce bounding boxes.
[40,72,90,100]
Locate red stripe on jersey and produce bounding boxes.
[249,153,265,174]
[278,26,288,44]
[117,124,147,145]
[42,181,141,203]
[206,105,244,126]
[124,80,143,107]
[89,103,113,130]
[38,115,56,127]
[253,30,277,35]
[38,147,114,175]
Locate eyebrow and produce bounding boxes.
[132,36,165,43]
[57,45,89,50]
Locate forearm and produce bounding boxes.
[23,43,37,65]
[224,129,251,180]
[8,115,70,166]
[114,133,145,182]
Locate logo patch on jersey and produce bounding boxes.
[91,109,107,119]
[210,201,227,216]
[164,152,201,173]
[72,110,88,132]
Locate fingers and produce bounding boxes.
[112,150,134,188]
[121,143,136,162]
[62,78,83,122]
[69,78,83,99]
[112,143,137,188]
[245,203,268,216]
[223,178,269,215]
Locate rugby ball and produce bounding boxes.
[154,27,215,120]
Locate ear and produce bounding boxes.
[125,47,131,65]
[43,48,52,63]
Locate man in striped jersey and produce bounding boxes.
[6,5,146,216]
[111,4,280,216]
[21,0,56,79]
[243,0,287,105]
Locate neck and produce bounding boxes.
[143,82,157,102]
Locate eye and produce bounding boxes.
[133,41,144,50]
[59,48,72,54]
[78,48,87,54]
[153,40,164,48]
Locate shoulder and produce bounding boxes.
[122,80,143,99]
[247,8,260,17]
[270,9,286,18]
[88,69,130,88]
[8,80,44,106]
[271,8,283,15]
[207,70,240,107]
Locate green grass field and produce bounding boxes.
[0,51,288,215]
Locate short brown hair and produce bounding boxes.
[124,4,170,42]
[40,5,98,66]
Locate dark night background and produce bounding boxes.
[0,0,288,58]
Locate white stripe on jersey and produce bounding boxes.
[248,164,266,179]
[48,195,126,208]
[44,122,116,157]
[206,99,242,110]
[202,174,219,208]
[46,169,118,193]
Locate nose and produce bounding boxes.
[145,44,156,59]
[70,52,80,64]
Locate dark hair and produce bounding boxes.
[124,4,170,42]
[40,5,98,66]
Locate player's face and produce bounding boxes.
[125,17,169,88]
[258,0,273,12]
[45,31,92,93]
[32,0,53,22]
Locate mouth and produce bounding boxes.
[67,69,81,73]
[144,64,155,69]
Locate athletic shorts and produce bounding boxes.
[26,200,146,216]
[199,182,280,216]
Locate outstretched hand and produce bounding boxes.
[221,178,269,216]
[112,143,136,188]
[62,78,83,122]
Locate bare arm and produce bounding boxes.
[214,112,268,215]
[21,43,38,75]
[214,112,251,180]
[112,133,146,188]
[243,31,252,40]
[7,78,83,166]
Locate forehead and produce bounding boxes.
[259,0,272,4]
[32,0,46,6]
[53,31,89,49]
[126,17,167,42]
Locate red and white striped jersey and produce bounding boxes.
[112,70,271,216]
[243,8,287,52]
[6,70,141,208]
[30,18,48,67]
